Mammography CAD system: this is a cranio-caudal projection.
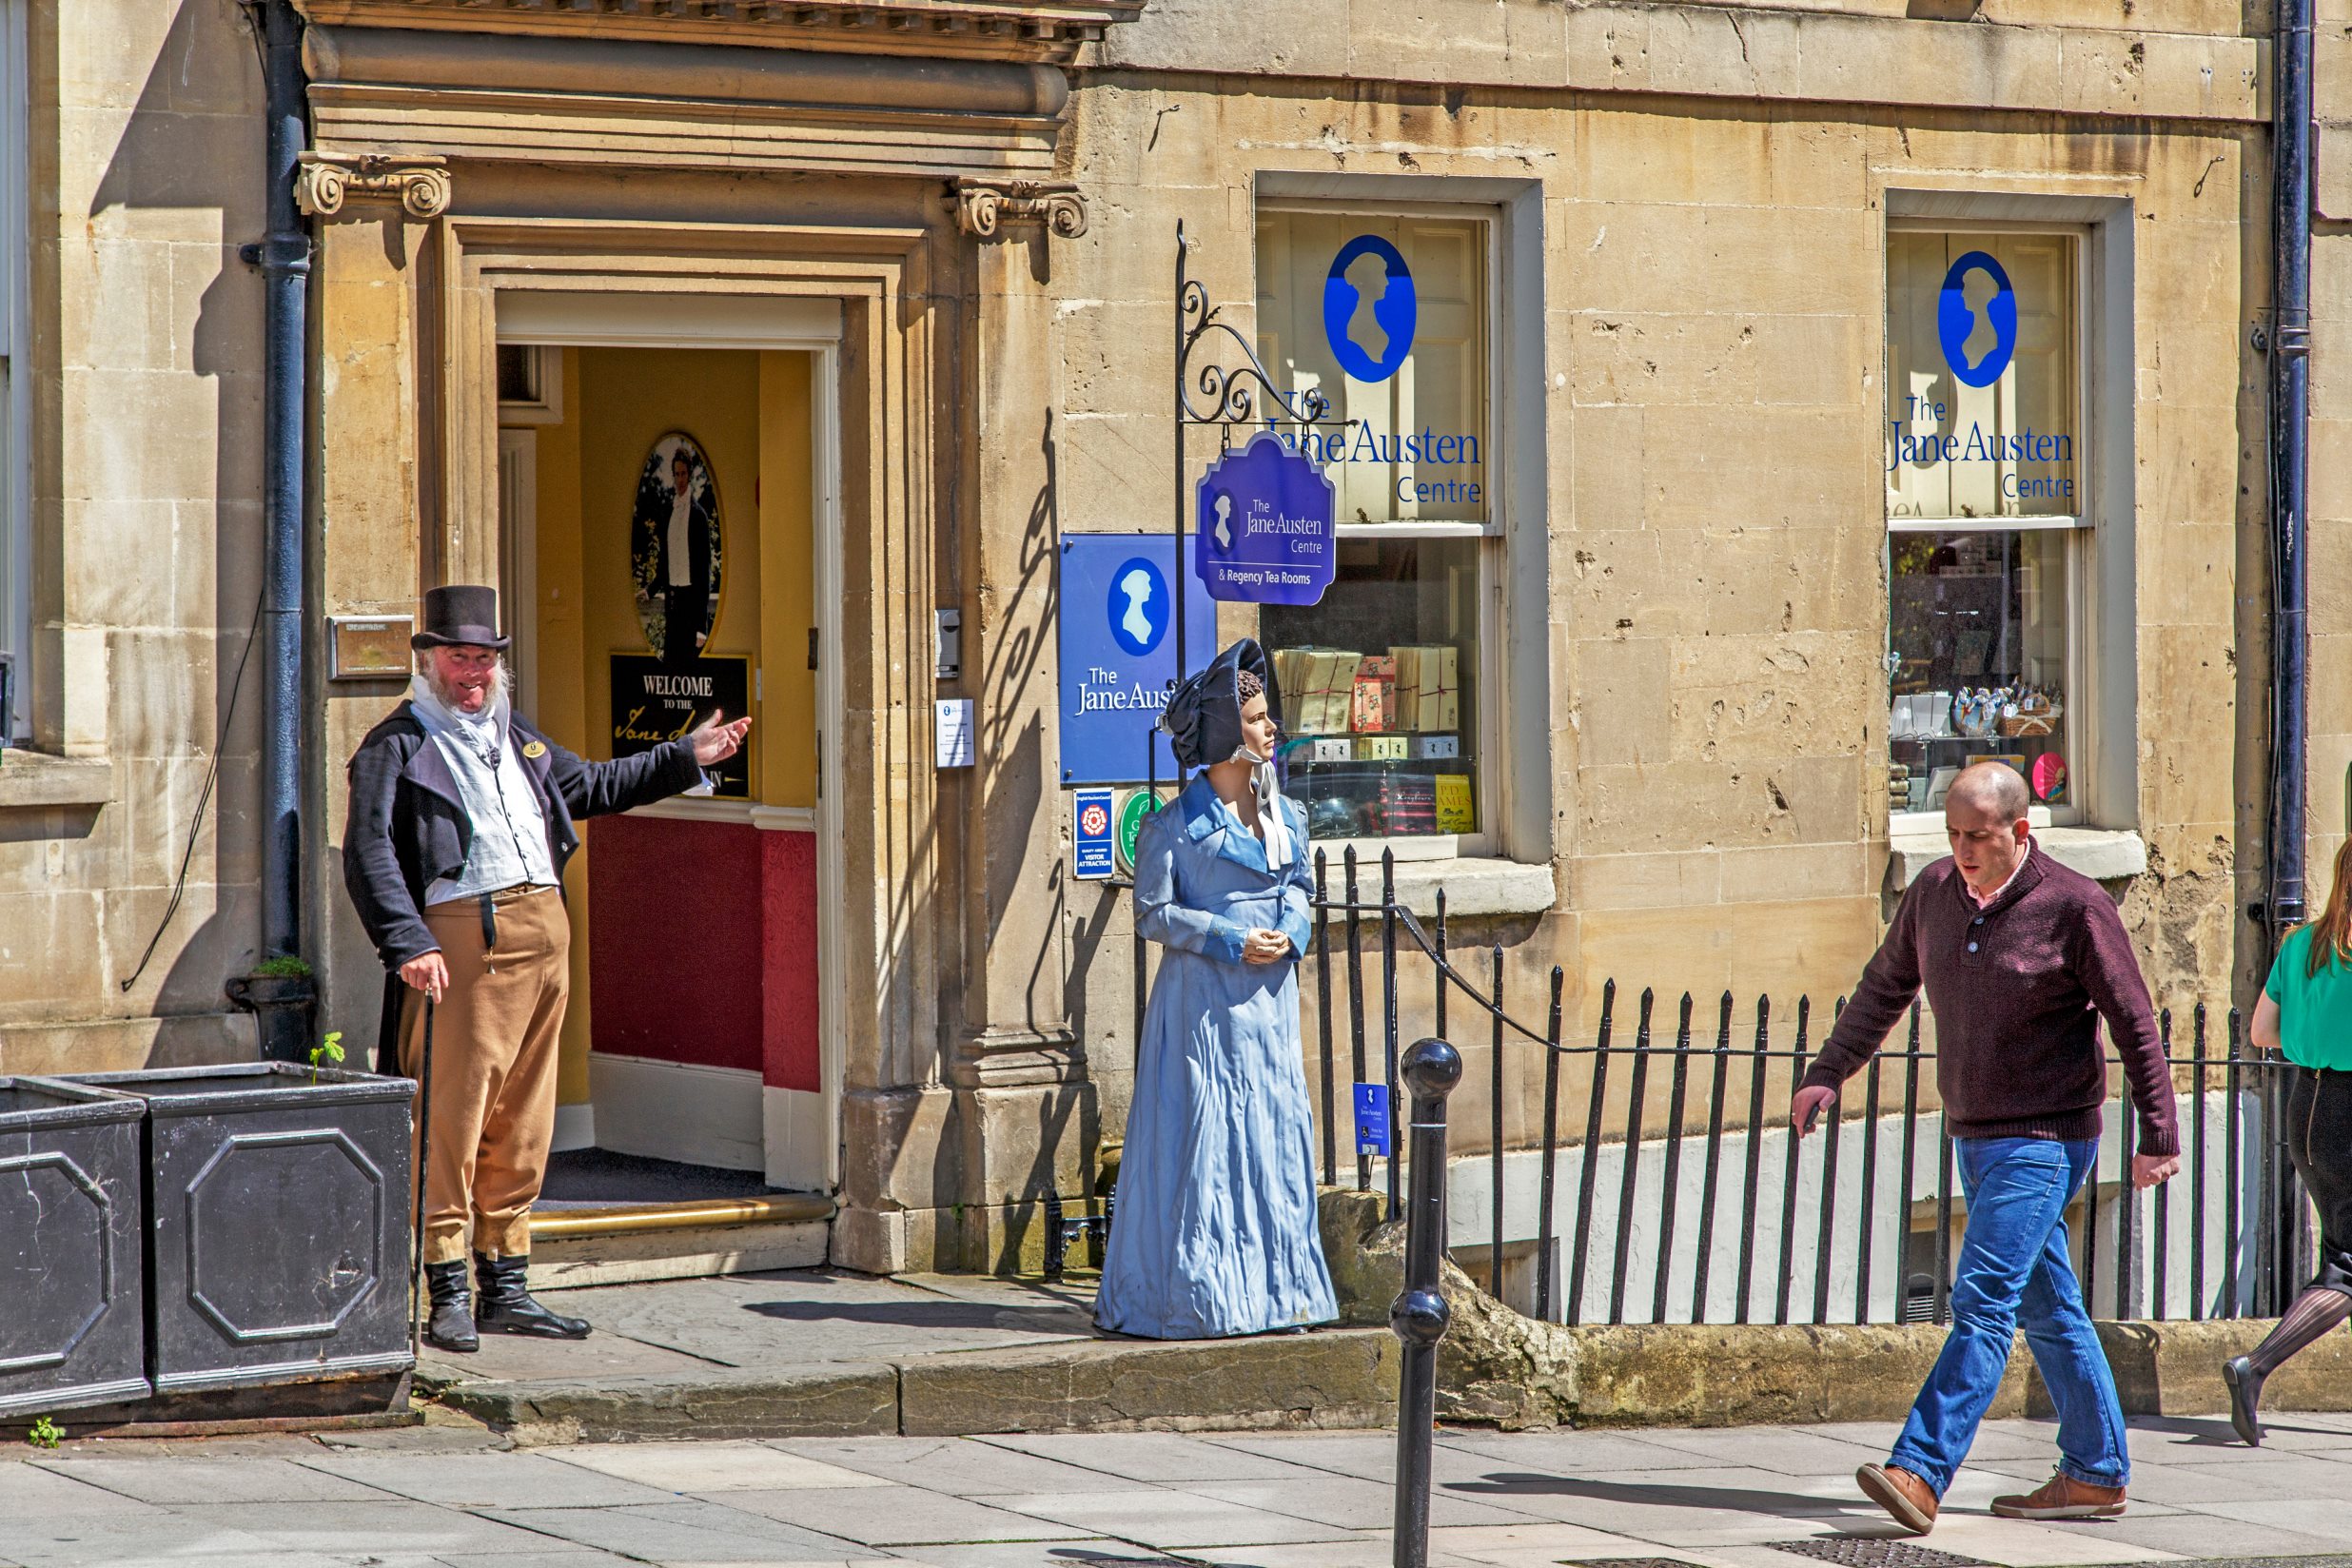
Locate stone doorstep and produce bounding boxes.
[424,1328,1402,1445]
[526,1219,832,1291]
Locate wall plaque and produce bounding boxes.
[327,617,415,681]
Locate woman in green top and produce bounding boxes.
[2225,843,2352,1444]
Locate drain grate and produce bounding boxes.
[1768,1542,1993,1568]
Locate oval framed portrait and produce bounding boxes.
[629,431,724,664]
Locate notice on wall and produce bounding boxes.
[1072,788,1115,880]
[610,653,750,799]
[935,698,975,770]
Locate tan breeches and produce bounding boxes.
[399,887,570,1265]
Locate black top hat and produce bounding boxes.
[410,584,511,650]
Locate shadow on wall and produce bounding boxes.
[86,0,270,1065]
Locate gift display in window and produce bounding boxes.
[1267,637,1474,840]
[1886,530,2068,813]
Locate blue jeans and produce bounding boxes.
[1889,1137,2128,1495]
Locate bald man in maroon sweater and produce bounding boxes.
[1793,762,2180,1536]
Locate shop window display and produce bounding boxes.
[1885,226,2085,821]
[1262,538,1478,841]
[1256,206,1493,843]
[1887,531,2069,813]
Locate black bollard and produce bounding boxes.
[1390,1036,1461,1568]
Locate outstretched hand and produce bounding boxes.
[690,712,753,765]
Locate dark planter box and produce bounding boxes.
[47,1063,417,1396]
[0,1076,150,1418]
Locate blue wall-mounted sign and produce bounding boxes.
[1072,788,1115,879]
[1058,534,1219,787]
[1936,250,2018,387]
[1193,433,1337,607]
[1354,1083,1392,1158]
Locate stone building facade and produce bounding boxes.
[4,0,2349,1273]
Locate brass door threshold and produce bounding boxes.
[529,1192,835,1241]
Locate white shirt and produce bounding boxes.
[666,489,694,588]
[409,676,559,905]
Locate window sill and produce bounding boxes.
[1886,826,2148,892]
[0,750,113,810]
[1380,856,1558,920]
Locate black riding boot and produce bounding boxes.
[473,1253,592,1340]
[422,1259,478,1354]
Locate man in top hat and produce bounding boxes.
[343,584,750,1353]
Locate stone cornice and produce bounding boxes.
[295,152,453,220]
[948,177,1086,240]
[294,0,1142,67]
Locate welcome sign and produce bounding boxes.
[609,653,749,798]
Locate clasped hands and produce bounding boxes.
[1790,1084,2178,1189]
[1241,929,1293,965]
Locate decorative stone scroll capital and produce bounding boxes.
[948,176,1088,242]
[296,152,454,222]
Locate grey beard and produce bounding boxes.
[422,657,510,715]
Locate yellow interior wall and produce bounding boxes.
[758,351,816,810]
[531,349,593,1107]
[524,345,818,1113]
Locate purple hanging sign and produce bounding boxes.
[1193,432,1338,606]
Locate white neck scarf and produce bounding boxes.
[409,673,509,767]
[1225,745,1293,872]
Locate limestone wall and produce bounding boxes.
[1059,26,2275,1145]
[0,0,265,1072]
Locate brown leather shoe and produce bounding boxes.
[1855,1463,1938,1535]
[1991,1471,2127,1519]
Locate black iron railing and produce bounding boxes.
[1269,845,2308,1327]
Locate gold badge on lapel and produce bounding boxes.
[522,741,547,759]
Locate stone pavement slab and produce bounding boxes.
[29,1456,388,1504]
[768,1436,1143,1495]
[544,1441,893,1493]
[294,1448,685,1507]
[474,1498,875,1561]
[717,1483,1091,1545]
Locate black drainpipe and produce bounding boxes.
[236,0,313,1060]
[2266,0,2313,959]
[2260,0,2315,1307]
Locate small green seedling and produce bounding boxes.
[308,1030,345,1085]
[27,1417,61,1449]
[254,954,314,979]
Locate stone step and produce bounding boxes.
[525,1194,833,1290]
[425,1326,1401,1445]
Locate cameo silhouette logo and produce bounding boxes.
[1936,250,2018,388]
[1107,557,1170,657]
[1323,235,1417,383]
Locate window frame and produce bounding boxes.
[1883,218,2102,834]
[1253,196,1506,861]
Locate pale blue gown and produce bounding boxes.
[1095,774,1339,1339]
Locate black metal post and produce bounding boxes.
[1389,1036,1461,1568]
[256,0,311,1050]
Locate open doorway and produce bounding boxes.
[494,294,845,1202]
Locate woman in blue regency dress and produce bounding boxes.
[1095,638,1339,1340]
